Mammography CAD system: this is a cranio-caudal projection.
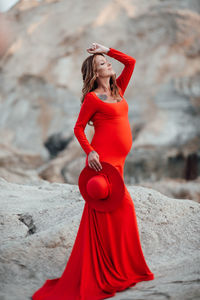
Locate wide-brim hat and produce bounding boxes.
[78,161,125,212]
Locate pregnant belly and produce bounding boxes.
[91,119,133,157]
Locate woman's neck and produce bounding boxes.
[96,78,111,94]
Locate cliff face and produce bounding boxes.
[0,178,199,299]
[0,0,200,187]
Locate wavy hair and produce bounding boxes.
[80,53,121,126]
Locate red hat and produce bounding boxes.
[78,161,125,212]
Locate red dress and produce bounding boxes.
[32,48,154,300]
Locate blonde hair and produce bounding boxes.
[81,53,121,126]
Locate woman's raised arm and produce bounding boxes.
[106,48,136,96]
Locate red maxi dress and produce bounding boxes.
[32,48,154,300]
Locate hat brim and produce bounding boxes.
[78,161,125,212]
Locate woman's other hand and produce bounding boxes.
[88,150,102,172]
[87,42,109,55]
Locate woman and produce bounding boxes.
[32,43,154,300]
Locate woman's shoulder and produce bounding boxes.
[87,91,97,96]
[83,91,99,106]
[86,91,93,96]
[84,91,98,101]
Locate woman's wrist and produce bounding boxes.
[88,150,96,155]
[104,47,110,54]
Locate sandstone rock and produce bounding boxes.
[0,0,199,181]
[0,142,45,183]
[0,178,199,300]
[137,176,200,204]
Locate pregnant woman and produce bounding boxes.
[32,42,154,300]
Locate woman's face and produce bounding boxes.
[94,55,115,78]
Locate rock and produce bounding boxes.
[125,145,200,185]
[0,178,199,300]
[0,0,199,186]
[0,0,199,188]
[38,138,85,183]
[137,176,200,204]
[0,142,45,183]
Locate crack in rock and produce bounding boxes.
[18,213,36,235]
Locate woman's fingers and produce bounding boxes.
[89,158,102,171]
[88,151,102,171]
[90,161,101,172]
[87,43,96,50]
[87,42,102,54]
[89,161,97,171]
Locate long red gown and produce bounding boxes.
[32,48,154,300]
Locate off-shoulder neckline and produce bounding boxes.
[91,91,124,104]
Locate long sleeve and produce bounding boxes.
[107,48,136,95]
[74,93,98,156]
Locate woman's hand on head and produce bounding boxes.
[87,43,109,55]
[88,150,102,172]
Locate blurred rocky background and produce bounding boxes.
[0,0,200,203]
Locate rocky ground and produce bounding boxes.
[0,178,199,300]
[0,0,199,186]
